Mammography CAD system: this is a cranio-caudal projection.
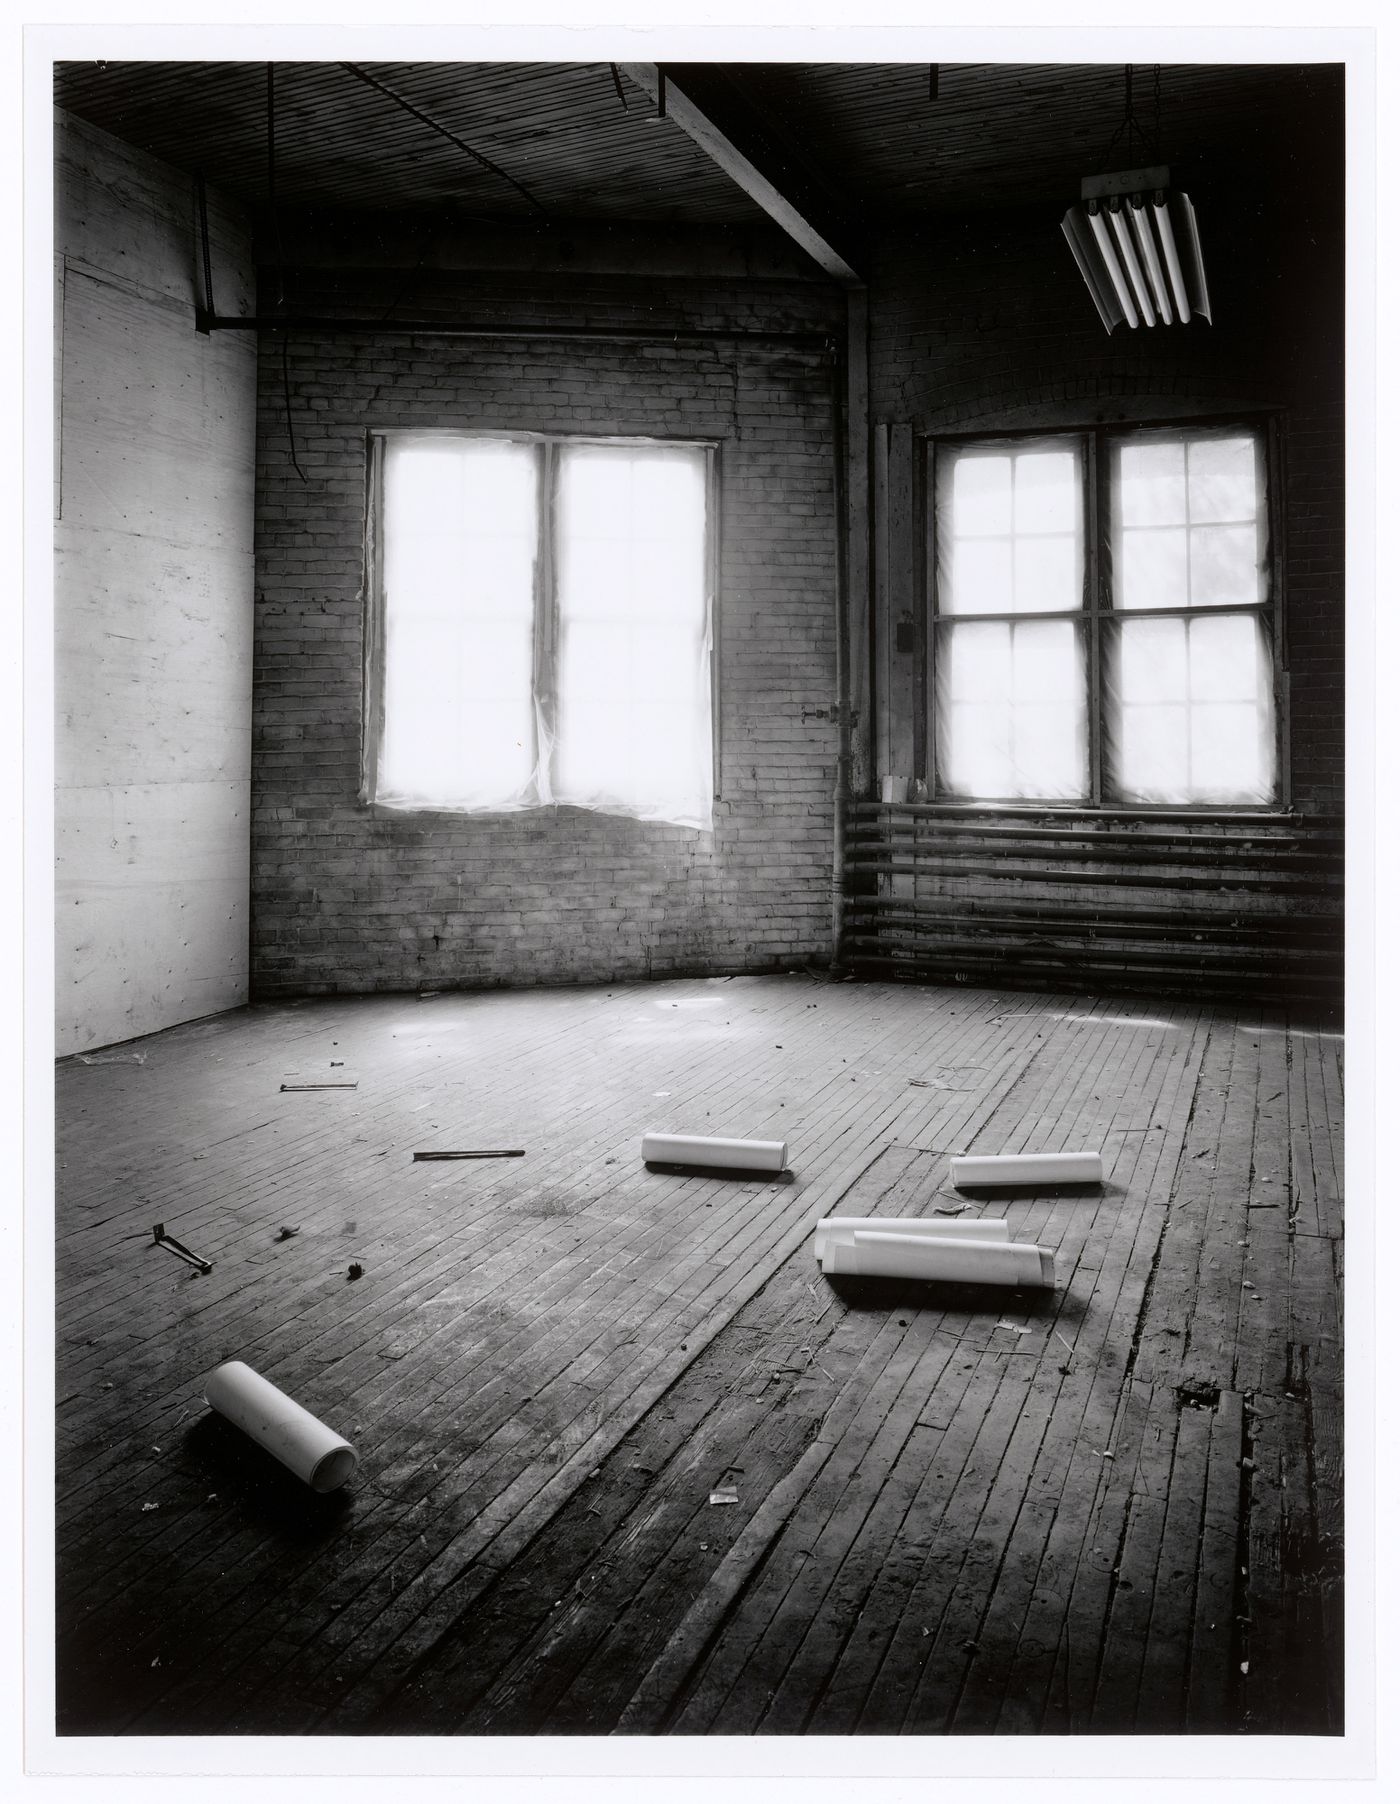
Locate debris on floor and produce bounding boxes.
[641,1132,788,1172]
[347,1263,364,1281]
[950,1149,1103,1187]
[204,1359,358,1492]
[273,1226,301,1242]
[75,1048,147,1066]
[412,1149,526,1161]
[281,1082,359,1092]
[151,1223,213,1274]
[814,1213,1055,1290]
[708,1487,739,1506]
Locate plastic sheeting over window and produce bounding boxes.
[369,434,714,829]
[939,443,1083,616]
[554,445,713,826]
[1107,608,1275,804]
[1107,431,1274,804]
[934,438,1088,801]
[377,437,540,811]
[931,425,1276,807]
[938,619,1088,800]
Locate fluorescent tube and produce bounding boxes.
[1107,200,1156,325]
[1127,195,1173,322]
[1087,205,1140,328]
[1153,198,1192,324]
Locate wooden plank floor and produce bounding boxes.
[53,976,1344,1736]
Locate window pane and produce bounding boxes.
[1119,704,1190,800]
[945,619,1010,701]
[1190,524,1261,606]
[1013,703,1082,793]
[1014,451,1077,533]
[1191,702,1269,800]
[1188,612,1260,701]
[951,454,1012,535]
[1011,618,1080,702]
[1013,534,1079,612]
[1117,616,1187,703]
[1188,436,1257,523]
[946,537,1014,613]
[1118,441,1186,525]
[1119,526,1188,610]
[553,443,711,824]
[946,701,1013,797]
[377,437,538,807]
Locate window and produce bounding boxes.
[930,423,1278,807]
[366,432,715,829]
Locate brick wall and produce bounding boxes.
[252,269,843,995]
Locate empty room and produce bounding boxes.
[47,48,1349,1750]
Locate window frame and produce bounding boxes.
[361,428,721,821]
[924,413,1287,813]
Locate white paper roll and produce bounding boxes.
[204,1360,358,1492]
[813,1216,1010,1261]
[641,1133,788,1172]
[950,1151,1103,1188]
[823,1230,1055,1289]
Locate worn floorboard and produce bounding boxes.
[53,976,1343,1737]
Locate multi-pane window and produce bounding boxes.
[934,441,1087,800]
[1106,434,1274,804]
[930,423,1277,807]
[367,432,715,829]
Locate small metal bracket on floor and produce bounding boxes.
[151,1223,213,1274]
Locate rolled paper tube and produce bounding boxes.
[204,1360,358,1493]
[950,1151,1103,1188]
[813,1216,1010,1261]
[641,1133,788,1172]
[824,1231,1055,1289]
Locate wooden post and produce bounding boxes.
[844,290,872,799]
[888,422,916,784]
[871,422,891,789]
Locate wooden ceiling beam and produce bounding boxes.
[618,62,866,286]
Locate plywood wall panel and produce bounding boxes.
[55,109,256,1054]
[55,531,253,789]
[56,783,251,1051]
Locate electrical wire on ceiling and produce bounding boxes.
[378,210,452,322]
[1099,64,1163,171]
[339,62,549,217]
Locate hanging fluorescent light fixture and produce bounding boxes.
[1062,165,1210,334]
